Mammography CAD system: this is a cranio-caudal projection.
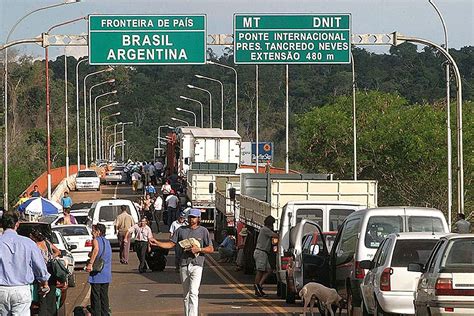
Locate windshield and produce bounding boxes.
[442,238,474,268]
[391,239,438,267]
[329,209,355,231]
[71,203,92,211]
[77,171,98,178]
[295,209,323,228]
[408,216,445,232]
[364,216,403,248]
[53,226,89,236]
[99,205,130,222]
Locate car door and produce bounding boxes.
[361,238,388,313]
[294,219,330,287]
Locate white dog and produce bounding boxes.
[299,282,343,316]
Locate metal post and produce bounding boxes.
[429,0,452,226]
[45,47,52,199]
[94,89,117,161]
[75,58,88,170]
[64,48,69,178]
[180,96,204,127]
[187,85,212,128]
[351,51,357,181]
[195,75,224,129]
[256,65,259,173]
[285,65,289,173]
[113,124,117,160]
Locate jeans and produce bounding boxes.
[0,285,31,316]
[180,263,203,316]
[118,232,129,263]
[90,283,109,316]
[167,207,177,226]
[218,247,234,261]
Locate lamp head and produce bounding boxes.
[106,66,114,72]
[206,61,215,65]
[187,84,195,89]
[179,95,188,100]
[108,79,115,83]
[176,107,182,111]
[112,101,119,105]
[114,112,121,116]
[195,74,204,79]
[64,0,81,3]
[171,117,177,121]
[111,90,118,94]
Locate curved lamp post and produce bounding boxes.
[171,117,190,127]
[176,107,197,127]
[75,57,88,170]
[180,95,203,128]
[195,74,224,129]
[93,89,117,161]
[99,104,120,159]
[187,84,212,128]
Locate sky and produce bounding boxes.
[1,0,473,59]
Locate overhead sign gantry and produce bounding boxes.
[233,13,351,64]
[88,14,207,65]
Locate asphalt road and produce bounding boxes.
[65,183,326,315]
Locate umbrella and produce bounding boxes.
[18,197,62,216]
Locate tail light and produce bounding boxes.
[380,267,393,291]
[85,240,93,247]
[355,261,366,279]
[281,256,291,270]
[435,278,474,296]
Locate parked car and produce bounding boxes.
[52,225,93,263]
[409,234,474,316]
[276,201,366,300]
[283,219,331,304]
[70,202,93,213]
[87,199,139,245]
[104,168,127,184]
[51,230,77,287]
[329,207,449,314]
[40,211,89,227]
[75,170,100,191]
[360,233,444,315]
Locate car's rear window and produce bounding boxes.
[391,239,439,267]
[71,203,92,211]
[407,216,445,232]
[365,216,403,248]
[329,209,355,231]
[442,239,474,268]
[77,171,98,178]
[75,215,88,225]
[296,209,323,228]
[99,205,130,222]
[53,226,89,236]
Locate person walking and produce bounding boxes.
[0,212,51,315]
[151,209,214,316]
[125,218,158,273]
[29,229,62,316]
[253,215,278,297]
[131,170,141,193]
[114,206,135,264]
[153,195,163,230]
[86,223,112,316]
[161,180,172,201]
[61,191,73,209]
[145,182,156,198]
[166,190,179,226]
[169,212,187,272]
[453,213,471,233]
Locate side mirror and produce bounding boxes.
[208,182,214,194]
[359,260,373,270]
[407,263,424,273]
[60,250,68,257]
[69,244,78,250]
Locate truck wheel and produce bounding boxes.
[285,283,295,304]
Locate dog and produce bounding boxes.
[299,282,344,316]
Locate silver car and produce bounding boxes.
[409,234,474,316]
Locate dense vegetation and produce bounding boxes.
[0,43,472,215]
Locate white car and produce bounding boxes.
[42,212,89,227]
[75,170,100,191]
[360,233,444,315]
[51,230,77,287]
[104,167,127,184]
[52,225,93,263]
[409,234,474,316]
[87,199,139,246]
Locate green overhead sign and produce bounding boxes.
[88,15,207,65]
[234,14,351,64]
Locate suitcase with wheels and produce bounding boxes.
[146,246,169,271]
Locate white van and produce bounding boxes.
[87,199,139,245]
[276,201,366,300]
[329,206,449,314]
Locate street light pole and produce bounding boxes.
[83,66,113,168]
[429,0,452,226]
[158,125,173,153]
[180,96,204,127]
[93,89,117,161]
[207,61,238,132]
[351,51,357,181]
[285,65,289,173]
[187,84,212,128]
[171,117,190,127]
[195,74,224,129]
[3,0,80,208]
[75,57,88,171]
[120,122,133,161]
[256,65,259,173]
[176,107,197,126]
[99,103,119,159]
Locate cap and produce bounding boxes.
[186,201,192,207]
[188,208,201,218]
[179,211,186,218]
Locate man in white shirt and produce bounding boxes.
[165,190,179,225]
